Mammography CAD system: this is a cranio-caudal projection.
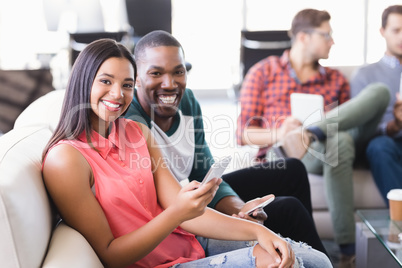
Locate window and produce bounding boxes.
[172,0,402,90]
[0,0,401,90]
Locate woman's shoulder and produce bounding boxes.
[44,142,88,168]
[43,142,91,184]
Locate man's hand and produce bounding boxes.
[394,93,402,128]
[236,195,274,224]
[214,195,274,225]
[277,116,302,141]
[387,93,402,136]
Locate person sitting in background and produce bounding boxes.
[124,30,329,256]
[350,5,402,205]
[237,8,390,266]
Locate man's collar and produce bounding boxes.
[381,54,402,69]
[283,50,326,82]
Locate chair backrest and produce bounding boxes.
[240,30,291,78]
[0,69,55,134]
[69,31,128,67]
[125,0,172,37]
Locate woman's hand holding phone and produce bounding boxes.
[173,179,222,222]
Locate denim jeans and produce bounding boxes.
[172,237,332,268]
[222,158,328,255]
[366,136,402,205]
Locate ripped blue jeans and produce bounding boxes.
[171,237,332,267]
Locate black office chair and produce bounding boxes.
[125,0,171,43]
[125,0,191,72]
[69,31,128,67]
[231,30,291,99]
[240,30,291,78]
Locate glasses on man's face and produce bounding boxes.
[308,30,333,41]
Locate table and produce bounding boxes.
[356,209,402,268]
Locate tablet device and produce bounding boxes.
[201,156,232,185]
[290,93,324,126]
[399,73,402,95]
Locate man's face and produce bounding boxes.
[305,21,334,60]
[381,13,402,59]
[136,46,187,130]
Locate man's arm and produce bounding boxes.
[184,89,268,223]
[182,89,240,208]
[214,196,245,215]
[240,118,303,147]
[235,60,302,147]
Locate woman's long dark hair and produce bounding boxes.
[43,39,136,159]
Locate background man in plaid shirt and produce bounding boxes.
[237,8,390,266]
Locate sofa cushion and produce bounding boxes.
[309,168,386,210]
[42,222,103,268]
[310,169,386,239]
[14,89,65,131]
[0,126,53,268]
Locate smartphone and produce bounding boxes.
[200,156,232,185]
[245,196,275,215]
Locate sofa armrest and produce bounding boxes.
[42,222,103,268]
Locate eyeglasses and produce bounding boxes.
[308,30,333,41]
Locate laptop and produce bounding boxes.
[290,93,324,126]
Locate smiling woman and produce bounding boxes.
[89,57,135,136]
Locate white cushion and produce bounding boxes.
[14,89,65,131]
[42,222,103,268]
[0,126,53,268]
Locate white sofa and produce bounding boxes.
[0,90,103,267]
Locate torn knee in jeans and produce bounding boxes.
[208,254,227,265]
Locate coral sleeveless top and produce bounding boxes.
[53,119,204,267]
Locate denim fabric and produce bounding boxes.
[222,158,329,255]
[196,236,257,257]
[171,244,257,268]
[172,237,332,268]
[366,136,402,205]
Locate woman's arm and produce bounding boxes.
[42,144,214,268]
[138,123,293,267]
[137,122,221,218]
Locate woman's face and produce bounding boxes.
[90,57,135,133]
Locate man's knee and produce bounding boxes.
[367,136,394,157]
[368,82,391,110]
[285,158,308,174]
[270,196,306,213]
